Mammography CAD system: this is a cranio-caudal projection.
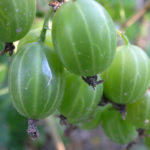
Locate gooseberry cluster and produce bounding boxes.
[0,0,150,146]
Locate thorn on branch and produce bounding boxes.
[0,43,15,56]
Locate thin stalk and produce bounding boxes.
[39,8,54,42]
[116,30,130,46]
[46,117,66,150]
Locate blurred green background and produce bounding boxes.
[0,0,150,150]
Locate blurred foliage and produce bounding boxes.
[96,0,136,23]
[0,94,26,150]
[125,22,141,44]
[96,0,143,43]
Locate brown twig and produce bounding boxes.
[121,1,150,30]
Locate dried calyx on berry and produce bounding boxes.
[49,0,65,11]
[0,43,15,56]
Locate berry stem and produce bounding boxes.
[39,8,54,42]
[58,115,77,136]
[39,0,66,42]
[116,30,130,46]
[99,94,127,119]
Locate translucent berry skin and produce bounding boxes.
[9,42,65,119]
[59,70,103,124]
[52,0,116,76]
[103,45,150,104]
[102,108,138,144]
[0,0,36,42]
[77,104,112,130]
[127,90,150,129]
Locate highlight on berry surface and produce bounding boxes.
[9,42,65,119]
